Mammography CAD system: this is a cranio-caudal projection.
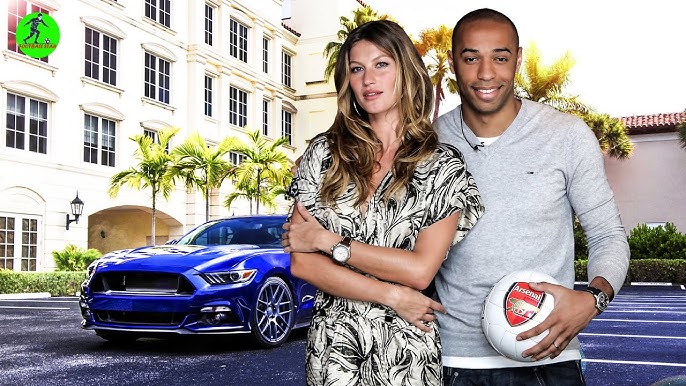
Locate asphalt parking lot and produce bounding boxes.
[1,284,684,386]
[0,296,308,386]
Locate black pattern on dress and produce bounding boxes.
[288,133,483,386]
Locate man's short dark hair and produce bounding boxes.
[452,8,519,48]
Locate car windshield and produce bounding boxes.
[175,217,286,248]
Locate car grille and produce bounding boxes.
[93,310,186,326]
[90,271,195,295]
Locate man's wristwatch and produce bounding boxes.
[331,236,352,264]
[585,286,610,314]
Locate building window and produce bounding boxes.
[262,99,269,136]
[7,1,51,63]
[262,36,269,73]
[144,52,171,104]
[229,18,248,62]
[229,151,245,166]
[143,129,169,152]
[145,0,171,28]
[0,215,39,272]
[84,27,118,86]
[282,51,292,87]
[144,129,159,143]
[229,86,247,128]
[282,109,292,145]
[204,75,213,117]
[204,3,213,46]
[84,114,116,167]
[6,93,48,154]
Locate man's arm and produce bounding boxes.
[520,120,629,360]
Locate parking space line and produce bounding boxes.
[580,332,686,340]
[602,310,686,314]
[0,300,76,304]
[0,306,70,310]
[592,318,686,324]
[583,359,686,367]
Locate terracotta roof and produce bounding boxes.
[620,112,686,135]
[281,22,301,37]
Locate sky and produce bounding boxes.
[365,0,686,118]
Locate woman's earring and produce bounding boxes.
[353,100,361,116]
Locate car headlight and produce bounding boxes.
[202,269,257,285]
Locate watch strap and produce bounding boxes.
[331,236,352,253]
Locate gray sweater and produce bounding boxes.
[434,99,630,368]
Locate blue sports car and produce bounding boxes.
[79,214,316,348]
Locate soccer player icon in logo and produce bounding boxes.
[23,13,49,44]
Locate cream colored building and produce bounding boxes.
[605,113,686,233]
[0,0,363,271]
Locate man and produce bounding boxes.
[434,8,630,385]
[23,13,49,44]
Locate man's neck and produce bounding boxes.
[462,98,522,138]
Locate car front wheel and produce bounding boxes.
[251,276,295,348]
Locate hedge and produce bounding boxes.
[575,259,686,285]
[0,270,87,296]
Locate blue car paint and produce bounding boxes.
[80,215,316,345]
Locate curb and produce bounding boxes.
[0,292,51,299]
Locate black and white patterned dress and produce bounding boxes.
[288,133,483,386]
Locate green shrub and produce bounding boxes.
[574,260,588,281]
[573,217,588,260]
[575,259,686,284]
[0,270,87,296]
[628,223,686,260]
[627,259,686,283]
[52,244,101,271]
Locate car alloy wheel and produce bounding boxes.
[251,276,295,348]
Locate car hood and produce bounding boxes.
[93,244,278,273]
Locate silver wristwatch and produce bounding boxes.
[331,236,352,264]
[585,286,610,314]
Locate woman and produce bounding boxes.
[283,20,483,385]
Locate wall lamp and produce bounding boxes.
[66,193,84,230]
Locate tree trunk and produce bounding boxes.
[151,188,157,246]
[204,187,210,222]
[433,83,442,122]
[256,171,261,214]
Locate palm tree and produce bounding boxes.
[678,118,686,149]
[580,112,633,160]
[169,132,238,222]
[224,182,287,215]
[224,129,292,214]
[515,42,589,114]
[515,43,633,159]
[108,127,179,245]
[413,25,456,121]
[322,6,394,81]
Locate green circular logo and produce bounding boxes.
[17,12,60,59]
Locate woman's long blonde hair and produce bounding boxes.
[321,20,437,207]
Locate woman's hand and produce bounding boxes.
[282,202,332,253]
[386,285,446,332]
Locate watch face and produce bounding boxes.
[332,245,349,262]
[598,292,609,309]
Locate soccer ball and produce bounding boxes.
[44,38,50,44]
[481,270,558,361]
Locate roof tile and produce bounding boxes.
[620,112,686,135]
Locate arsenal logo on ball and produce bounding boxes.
[503,282,546,327]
